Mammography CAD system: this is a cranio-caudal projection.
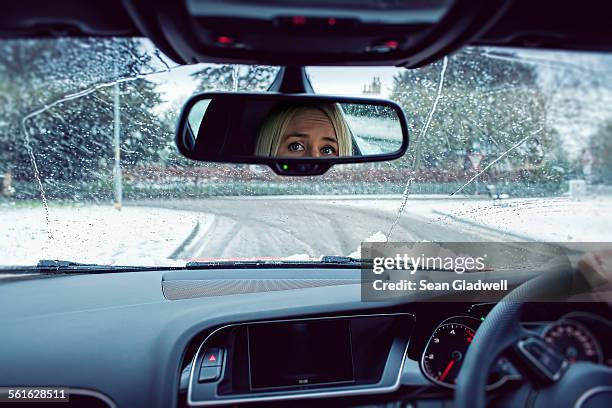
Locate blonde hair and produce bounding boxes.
[255,103,352,157]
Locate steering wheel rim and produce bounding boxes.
[454,257,578,408]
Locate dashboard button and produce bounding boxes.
[199,365,221,382]
[202,348,223,367]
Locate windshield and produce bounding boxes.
[1,38,612,267]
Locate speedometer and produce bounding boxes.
[543,319,603,364]
[421,322,475,387]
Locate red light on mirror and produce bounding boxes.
[217,36,234,45]
[385,41,399,49]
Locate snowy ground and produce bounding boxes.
[2,195,612,267]
[422,196,612,242]
[329,195,612,242]
[334,195,612,259]
[0,204,212,267]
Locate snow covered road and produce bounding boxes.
[2,195,612,266]
[0,204,210,266]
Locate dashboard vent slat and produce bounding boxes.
[161,279,360,300]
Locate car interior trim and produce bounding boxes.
[187,312,414,406]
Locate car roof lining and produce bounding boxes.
[2,0,612,66]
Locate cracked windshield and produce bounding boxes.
[1,38,612,266]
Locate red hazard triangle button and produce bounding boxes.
[202,348,223,367]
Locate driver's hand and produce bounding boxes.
[576,249,612,302]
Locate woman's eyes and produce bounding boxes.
[288,142,305,152]
[286,142,336,155]
[320,145,337,155]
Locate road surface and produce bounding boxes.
[134,197,514,260]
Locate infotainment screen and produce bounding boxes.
[248,319,355,390]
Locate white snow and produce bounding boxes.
[430,196,612,242]
[330,195,612,242]
[348,231,388,259]
[0,205,209,266]
[2,196,612,267]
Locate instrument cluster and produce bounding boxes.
[420,308,612,389]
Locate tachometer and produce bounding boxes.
[421,316,517,389]
[543,319,603,364]
[421,322,475,387]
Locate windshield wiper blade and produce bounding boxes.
[1,260,180,274]
[186,256,367,270]
[320,255,362,264]
[36,259,100,270]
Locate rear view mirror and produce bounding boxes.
[176,93,409,175]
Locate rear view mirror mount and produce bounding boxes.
[175,92,409,176]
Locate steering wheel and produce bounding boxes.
[454,254,612,408]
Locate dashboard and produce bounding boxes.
[186,313,413,406]
[0,267,610,408]
[178,300,612,407]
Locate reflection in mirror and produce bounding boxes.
[187,99,211,136]
[340,103,403,156]
[254,103,402,158]
[183,96,405,162]
[256,103,351,158]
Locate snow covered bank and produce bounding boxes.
[431,196,612,242]
[329,195,612,242]
[0,204,210,266]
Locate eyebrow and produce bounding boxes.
[284,133,338,144]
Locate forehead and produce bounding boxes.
[286,108,333,131]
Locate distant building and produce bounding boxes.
[362,77,382,95]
